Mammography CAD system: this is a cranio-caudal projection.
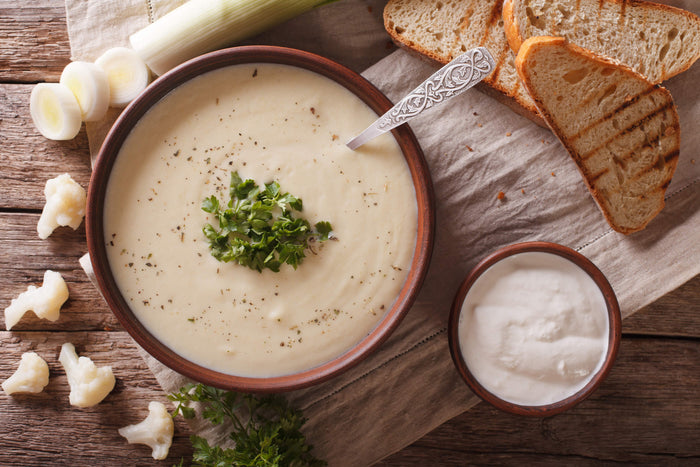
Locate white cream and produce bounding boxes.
[104,63,417,377]
[458,251,609,406]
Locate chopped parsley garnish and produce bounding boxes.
[202,172,333,272]
[169,383,326,467]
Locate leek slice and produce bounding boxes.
[30,83,82,141]
[60,61,110,122]
[129,0,338,76]
[95,47,150,108]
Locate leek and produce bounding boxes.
[129,0,339,76]
[94,47,150,107]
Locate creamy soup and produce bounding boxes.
[104,63,417,377]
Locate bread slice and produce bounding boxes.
[383,0,543,124]
[515,36,680,234]
[504,0,700,84]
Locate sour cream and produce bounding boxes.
[458,251,609,406]
[103,63,417,377]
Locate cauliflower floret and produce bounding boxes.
[4,270,69,330]
[58,342,115,407]
[118,401,174,460]
[37,173,86,239]
[2,352,50,395]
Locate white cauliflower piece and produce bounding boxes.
[2,352,50,395]
[4,270,69,330]
[37,173,86,239]
[118,401,174,460]
[58,342,115,407]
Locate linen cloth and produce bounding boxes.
[67,0,700,465]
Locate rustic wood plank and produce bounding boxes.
[4,333,697,466]
[624,275,700,337]
[378,337,700,465]
[0,84,93,211]
[0,331,192,465]
[0,0,71,83]
[0,212,121,332]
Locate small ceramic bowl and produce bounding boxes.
[448,241,621,416]
[86,46,435,392]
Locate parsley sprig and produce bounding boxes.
[202,172,333,273]
[169,383,326,467]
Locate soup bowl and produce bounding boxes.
[86,46,434,392]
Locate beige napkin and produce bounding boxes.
[67,0,700,465]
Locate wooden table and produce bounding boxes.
[1,2,698,465]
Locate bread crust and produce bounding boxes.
[502,0,524,54]
[503,0,700,82]
[515,37,680,234]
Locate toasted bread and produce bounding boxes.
[383,0,544,124]
[503,0,700,84]
[515,36,680,234]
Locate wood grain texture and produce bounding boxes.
[0,331,192,465]
[379,337,700,466]
[0,0,72,83]
[0,212,121,332]
[0,85,93,211]
[623,275,700,337]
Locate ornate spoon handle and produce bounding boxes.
[347,47,495,150]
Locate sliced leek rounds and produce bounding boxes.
[95,47,150,108]
[30,83,83,141]
[59,61,110,122]
[31,46,152,141]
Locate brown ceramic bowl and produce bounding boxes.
[448,242,621,416]
[86,46,434,393]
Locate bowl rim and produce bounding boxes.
[447,241,621,416]
[86,45,435,393]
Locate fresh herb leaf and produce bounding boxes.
[314,222,332,241]
[169,383,326,467]
[201,195,219,214]
[202,171,333,272]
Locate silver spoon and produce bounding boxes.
[346,47,496,150]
